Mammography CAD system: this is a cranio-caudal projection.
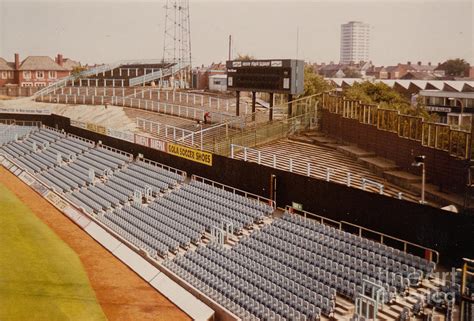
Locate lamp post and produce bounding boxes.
[448,97,465,127]
[412,155,426,204]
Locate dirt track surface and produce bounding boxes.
[0,167,190,321]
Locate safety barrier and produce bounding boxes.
[323,93,472,159]
[287,206,440,264]
[192,174,276,209]
[230,143,397,199]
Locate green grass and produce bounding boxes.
[0,183,107,321]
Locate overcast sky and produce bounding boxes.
[0,0,472,67]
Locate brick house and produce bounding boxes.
[0,58,15,87]
[366,66,388,79]
[385,61,439,79]
[191,62,226,90]
[0,53,79,88]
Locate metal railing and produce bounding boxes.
[230,143,400,199]
[192,174,276,209]
[129,62,186,86]
[139,157,187,180]
[206,93,322,156]
[340,221,440,264]
[32,58,177,98]
[286,206,440,264]
[323,93,472,159]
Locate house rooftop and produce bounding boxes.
[0,58,14,71]
[19,56,68,71]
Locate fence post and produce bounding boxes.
[347,172,351,187]
[398,192,403,200]
[289,158,293,172]
[326,168,332,182]
[257,151,261,164]
[273,154,277,168]
[362,178,366,191]
[230,144,234,158]
[200,131,203,150]
[306,163,311,176]
[243,147,247,161]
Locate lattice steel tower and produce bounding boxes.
[162,0,192,87]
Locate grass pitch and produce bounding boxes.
[0,183,107,321]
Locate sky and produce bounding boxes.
[0,0,472,67]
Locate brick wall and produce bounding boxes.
[0,86,39,97]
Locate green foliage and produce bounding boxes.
[441,58,470,77]
[342,68,361,78]
[71,66,87,78]
[344,81,406,105]
[303,66,334,97]
[0,183,107,321]
[235,53,255,61]
[343,81,437,119]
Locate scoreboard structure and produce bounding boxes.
[226,59,304,120]
[226,59,304,95]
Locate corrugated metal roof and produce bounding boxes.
[329,78,474,93]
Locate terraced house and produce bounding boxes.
[0,53,80,88]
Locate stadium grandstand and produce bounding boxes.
[1,117,472,320]
[0,52,473,321]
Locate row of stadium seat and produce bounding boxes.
[0,125,440,321]
[163,212,436,320]
[95,179,274,257]
[0,124,37,146]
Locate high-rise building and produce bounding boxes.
[340,21,370,64]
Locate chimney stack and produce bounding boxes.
[428,62,431,66]
[57,54,63,66]
[417,61,422,66]
[14,53,20,69]
[407,61,411,65]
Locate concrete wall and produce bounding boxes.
[320,109,469,193]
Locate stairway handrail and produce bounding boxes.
[32,59,177,98]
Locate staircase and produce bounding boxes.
[128,62,188,87]
[32,59,177,99]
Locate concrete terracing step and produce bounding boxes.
[384,170,422,190]
[358,157,399,176]
[410,183,465,208]
[378,308,399,321]
[312,135,339,146]
[303,131,326,138]
[288,135,315,144]
[336,296,355,313]
[337,145,377,159]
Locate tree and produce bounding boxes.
[71,66,87,78]
[235,53,254,61]
[343,81,435,119]
[303,66,334,97]
[440,58,470,77]
[342,68,361,78]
